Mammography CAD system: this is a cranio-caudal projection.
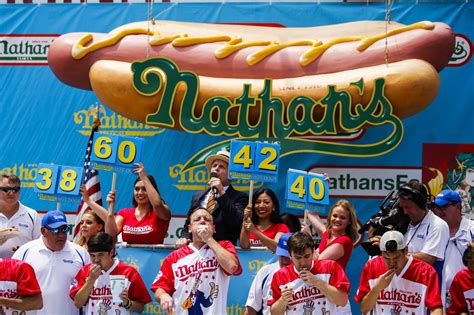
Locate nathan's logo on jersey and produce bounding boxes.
[169,163,263,192]
[0,163,38,188]
[0,289,17,298]
[288,286,324,306]
[74,104,164,137]
[91,286,113,297]
[123,224,153,234]
[175,257,219,281]
[378,289,422,307]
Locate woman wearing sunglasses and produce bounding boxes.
[81,162,171,244]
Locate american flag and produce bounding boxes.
[73,117,103,241]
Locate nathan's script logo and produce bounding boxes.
[0,35,57,65]
[449,34,472,67]
[74,104,164,136]
[132,58,404,162]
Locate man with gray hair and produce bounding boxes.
[355,230,443,314]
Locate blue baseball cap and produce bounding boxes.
[276,233,292,258]
[42,210,68,228]
[433,189,462,207]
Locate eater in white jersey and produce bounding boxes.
[151,207,242,315]
[0,258,43,314]
[0,173,41,258]
[71,232,151,314]
[268,232,349,315]
[447,243,474,315]
[12,210,90,315]
[355,230,443,315]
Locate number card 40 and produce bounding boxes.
[229,140,280,182]
[34,163,83,196]
[286,169,329,210]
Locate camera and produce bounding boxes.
[359,190,411,256]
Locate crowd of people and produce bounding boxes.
[1,150,474,314]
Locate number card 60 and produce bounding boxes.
[34,163,83,196]
[91,133,144,169]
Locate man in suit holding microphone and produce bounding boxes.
[176,149,248,246]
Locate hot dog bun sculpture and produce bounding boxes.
[48,20,454,132]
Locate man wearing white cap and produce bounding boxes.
[432,189,474,303]
[12,210,90,314]
[177,149,248,246]
[355,230,443,315]
[245,232,292,315]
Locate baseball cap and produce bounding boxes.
[41,210,68,228]
[433,189,462,207]
[276,233,292,258]
[379,231,406,251]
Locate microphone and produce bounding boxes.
[210,172,219,197]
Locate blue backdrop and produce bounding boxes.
[1,2,473,314]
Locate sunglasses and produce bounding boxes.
[0,186,20,193]
[45,225,70,235]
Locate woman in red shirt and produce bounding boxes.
[303,199,358,270]
[83,162,171,244]
[240,188,289,252]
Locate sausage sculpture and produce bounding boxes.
[48,20,455,134]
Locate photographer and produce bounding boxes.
[398,180,449,266]
[366,180,449,266]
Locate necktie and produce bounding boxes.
[206,192,216,213]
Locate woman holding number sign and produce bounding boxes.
[302,200,358,270]
[81,162,171,244]
[240,188,289,252]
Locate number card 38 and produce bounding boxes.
[34,163,83,196]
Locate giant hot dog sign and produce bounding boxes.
[48,20,454,160]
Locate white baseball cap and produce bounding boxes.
[379,230,406,251]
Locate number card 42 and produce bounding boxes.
[34,163,83,196]
[229,140,280,182]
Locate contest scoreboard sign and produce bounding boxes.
[34,163,83,197]
[228,140,280,182]
[90,133,144,172]
[285,168,329,211]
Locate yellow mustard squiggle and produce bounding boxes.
[72,21,435,66]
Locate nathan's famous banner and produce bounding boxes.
[0,2,473,314]
[116,247,273,315]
